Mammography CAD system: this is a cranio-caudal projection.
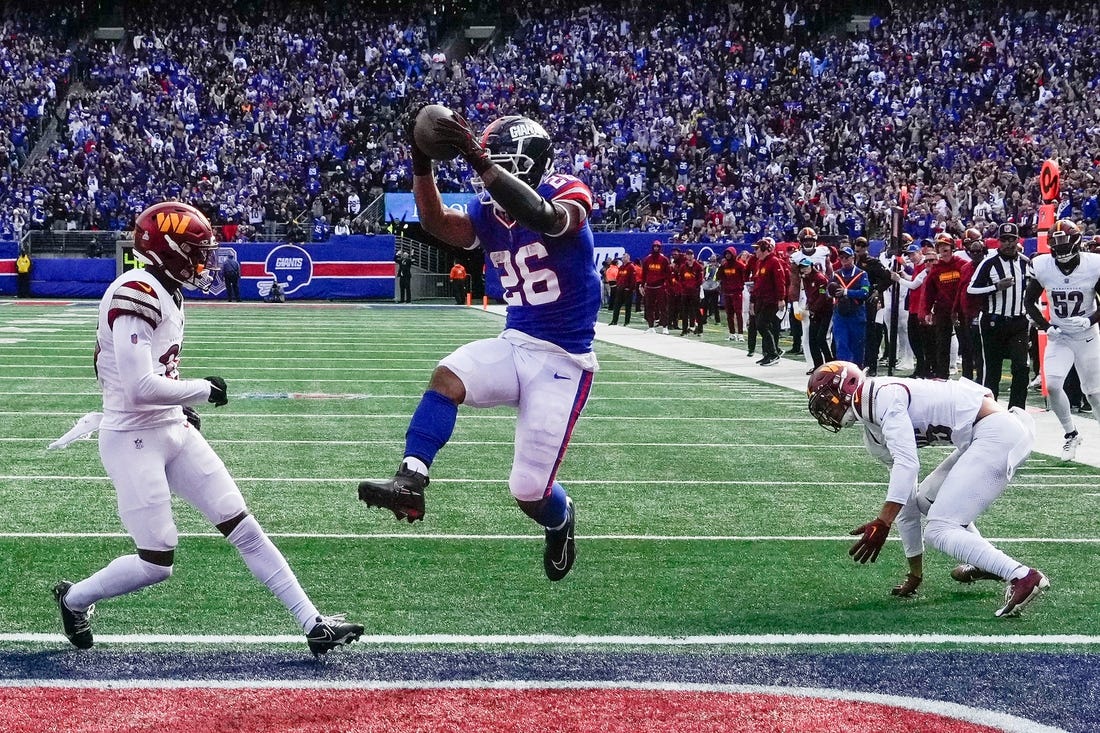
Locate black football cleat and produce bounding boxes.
[951,563,1001,584]
[306,614,365,657]
[543,497,576,581]
[357,467,428,523]
[53,581,94,649]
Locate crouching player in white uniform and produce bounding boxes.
[357,109,600,581]
[807,360,1049,617]
[1024,219,1100,462]
[53,201,363,655]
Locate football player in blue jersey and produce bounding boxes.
[357,109,601,581]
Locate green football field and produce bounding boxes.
[2,300,1099,647]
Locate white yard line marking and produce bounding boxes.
[0,531,1096,543]
[0,438,864,449]
[0,411,860,422]
[1,474,1092,489]
[0,632,1097,649]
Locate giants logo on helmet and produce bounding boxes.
[508,120,547,140]
[261,244,313,296]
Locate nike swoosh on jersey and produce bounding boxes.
[553,373,572,380]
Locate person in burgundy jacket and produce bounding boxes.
[677,250,705,336]
[892,242,932,378]
[666,248,683,332]
[640,241,671,333]
[718,248,749,341]
[921,234,970,379]
[798,256,834,373]
[609,252,637,326]
[750,237,788,366]
[957,229,988,382]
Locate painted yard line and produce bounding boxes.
[0,438,864,449]
[1,531,1097,543]
[0,327,61,333]
[1,632,1098,649]
[0,377,771,387]
[0,411,814,422]
[4,393,794,402]
[0,475,1090,489]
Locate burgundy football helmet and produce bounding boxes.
[1050,219,1082,264]
[807,360,865,432]
[133,201,218,291]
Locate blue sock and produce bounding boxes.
[537,482,569,529]
[403,390,458,469]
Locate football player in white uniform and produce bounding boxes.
[807,360,1049,617]
[1024,219,1100,461]
[52,201,362,656]
[788,227,833,350]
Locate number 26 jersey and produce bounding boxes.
[469,173,602,356]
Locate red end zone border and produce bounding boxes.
[0,682,1063,733]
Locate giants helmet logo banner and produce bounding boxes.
[508,120,547,140]
[262,244,313,295]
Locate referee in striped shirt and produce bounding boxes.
[966,222,1031,408]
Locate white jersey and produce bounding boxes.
[794,245,832,304]
[95,268,209,430]
[1030,252,1100,337]
[854,376,990,504]
[799,245,831,273]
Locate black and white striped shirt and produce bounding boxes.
[966,254,1030,317]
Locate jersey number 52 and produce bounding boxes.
[490,243,561,306]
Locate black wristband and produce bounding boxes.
[411,146,432,176]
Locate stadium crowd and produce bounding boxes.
[0,0,1098,244]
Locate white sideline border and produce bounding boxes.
[2,631,1099,647]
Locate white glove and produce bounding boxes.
[1060,316,1092,333]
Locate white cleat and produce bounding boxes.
[1061,432,1082,462]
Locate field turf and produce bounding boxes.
[1,300,1098,731]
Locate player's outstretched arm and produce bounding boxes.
[478,165,584,236]
[407,110,476,250]
[411,173,476,250]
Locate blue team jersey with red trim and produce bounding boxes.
[470,173,601,354]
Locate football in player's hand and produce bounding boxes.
[413,104,463,160]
